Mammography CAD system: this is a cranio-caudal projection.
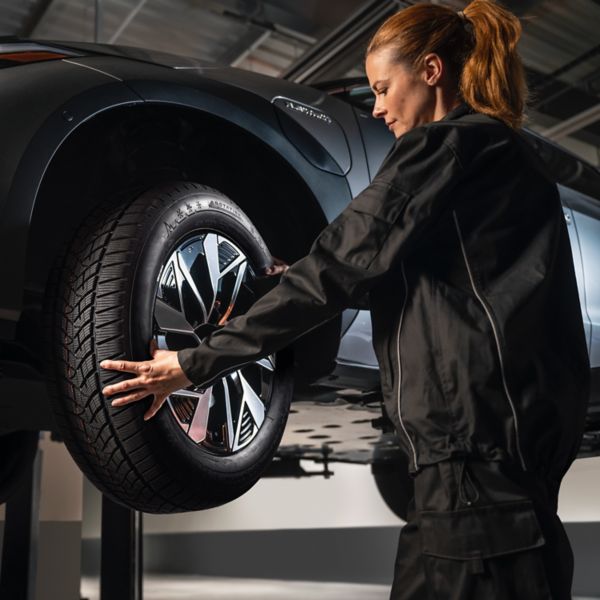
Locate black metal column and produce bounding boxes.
[100,496,143,600]
[0,446,42,600]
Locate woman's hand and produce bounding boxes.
[100,339,193,421]
[100,255,288,420]
[264,255,290,276]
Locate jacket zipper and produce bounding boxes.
[396,260,419,471]
[452,210,528,471]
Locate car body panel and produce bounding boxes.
[563,188,600,367]
[65,52,371,202]
[0,59,142,329]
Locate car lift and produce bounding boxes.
[0,440,338,600]
[0,442,41,600]
[0,436,144,600]
[99,495,143,600]
[2,426,599,600]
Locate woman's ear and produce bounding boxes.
[422,53,443,86]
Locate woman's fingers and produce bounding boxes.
[111,390,151,407]
[102,376,144,397]
[100,359,146,374]
[264,255,290,276]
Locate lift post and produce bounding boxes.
[100,495,143,600]
[0,445,42,600]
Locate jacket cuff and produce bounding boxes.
[177,346,209,386]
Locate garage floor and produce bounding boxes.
[81,576,389,599]
[80,576,598,600]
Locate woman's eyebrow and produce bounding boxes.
[371,79,388,91]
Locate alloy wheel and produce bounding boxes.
[153,231,276,454]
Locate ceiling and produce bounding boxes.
[0,0,365,73]
[1,0,599,166]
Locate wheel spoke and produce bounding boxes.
[217,260,248,324]
[167,388,211,443]
[176,250,208,323]
[157,255,185,315]
[186,388,212,443]
[201,233,222,319]
[154,298,197,337]
[238,371,266,428]
[255,356,275,371]
[156,334,169,350]
[222,377,237,452]
[220,252,247,279]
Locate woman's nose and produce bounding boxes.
[372,101,385,119]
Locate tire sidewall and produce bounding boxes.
[127,183,292,483]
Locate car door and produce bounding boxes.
[561,185,600,409]
[559,185,593,352]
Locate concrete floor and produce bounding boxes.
[81,576,391,599]
[80,576,598,600]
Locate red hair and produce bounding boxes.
[366,0,528,129]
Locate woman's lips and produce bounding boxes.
[387,121,396,131]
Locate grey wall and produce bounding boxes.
[76,522,600,596]
[2,445,599,597]
[0,521,82,600]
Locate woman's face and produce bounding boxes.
[366,47,437,138]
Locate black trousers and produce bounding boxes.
[389,457,574,599]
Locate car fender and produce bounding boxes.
[0,60,357,343]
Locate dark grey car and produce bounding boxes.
[0,39,598,514]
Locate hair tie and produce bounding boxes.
[457,10,473,31]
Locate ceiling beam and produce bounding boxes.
[230,30,271,67]
[540,103,600,141]
[530,43,600,111]
[108,0,149,45]
[282,0,407,83]
[20,0,55,37]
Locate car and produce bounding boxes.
[0,38,598,517]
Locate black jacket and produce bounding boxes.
[178,102,590,482]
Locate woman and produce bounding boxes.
[101,1,590,598]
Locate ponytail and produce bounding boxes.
[366,0,529,129]
[461,1,528,129]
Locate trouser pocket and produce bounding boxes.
[420,499,553,600]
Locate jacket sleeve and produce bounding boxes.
[177,124,465,386]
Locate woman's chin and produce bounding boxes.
[394,125,409,137]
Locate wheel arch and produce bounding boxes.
[25,95,351,278]
[21,99,350,379]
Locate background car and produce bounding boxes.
[0,38,598,518]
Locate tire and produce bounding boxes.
[371,454,414,521]
[44,182,294,513]
[0,431,39,505]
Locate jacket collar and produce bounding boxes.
[391,102,476,149]
[440,101,474,121]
